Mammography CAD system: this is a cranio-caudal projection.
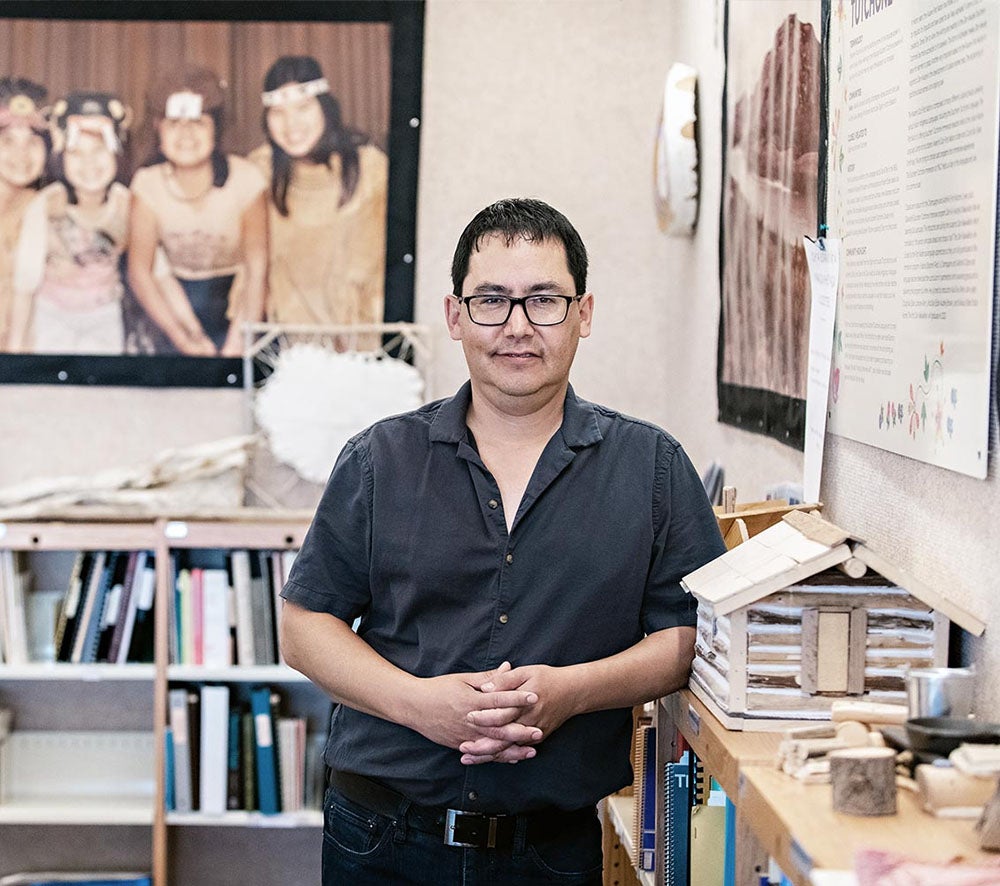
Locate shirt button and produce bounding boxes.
[468,791,478,801]
[499,613,509,624]
[488,499,499,509]
[505,553,513,564]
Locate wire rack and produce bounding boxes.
[240,322,432,508]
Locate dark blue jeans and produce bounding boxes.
[321,785,604,885]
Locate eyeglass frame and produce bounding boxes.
[453,293,584,327]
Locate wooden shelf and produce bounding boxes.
[738,765,994,886]
[605,794,654,886]
[167,665,310,683]
[662,688,997,886]
[0,663,155,681]
[166,809,322,828]
[0,797,153,825]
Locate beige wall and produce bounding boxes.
[2,0,997,713]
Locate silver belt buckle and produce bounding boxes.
[444,808,499,848]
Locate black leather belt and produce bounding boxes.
[327,768,594,851]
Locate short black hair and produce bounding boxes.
[450,198,588,296]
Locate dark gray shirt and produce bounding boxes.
[282,382,725,812]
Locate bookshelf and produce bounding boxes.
[0,511,323,886]
[605,794,655,886]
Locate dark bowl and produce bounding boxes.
[904,717,1000,756]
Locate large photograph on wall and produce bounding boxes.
[718,0,824,448]
[0,2,422,387]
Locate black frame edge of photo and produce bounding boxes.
[0,0,424,389]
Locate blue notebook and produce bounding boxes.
[662,751,691,886]
[250,685,279,814]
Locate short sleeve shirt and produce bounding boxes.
[282,382,725,812]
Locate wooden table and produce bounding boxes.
[661,689,996,886]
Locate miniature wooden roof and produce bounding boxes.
[681,510,984,635]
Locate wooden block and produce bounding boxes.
[782,509,851,546]
[829,747,898,816]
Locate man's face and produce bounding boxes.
[0,123,46,190]
[445,234,593,411]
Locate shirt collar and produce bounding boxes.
[428,380,603,448]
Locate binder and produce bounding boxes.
[201,567,232,668]
[94,553,130,663]
[227,708,242,810]
[250,685,279,814]
[124,557,156,664]
[638,723,657,871]
[662,751,691,886]
[229,551,256,666]
[106,551,142,664]
[113,552,150,664]
[168,688,194,813]
[199,685,230,815]
[70,551,108,664]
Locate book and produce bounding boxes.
[250,552,276,666]
[250,685,279,814]
[176,568,193,666]
[663,751,691,886]
[164,725,175,812]
[277,716,307,812]
[227,707,242,810]
[94,553,130,663]
[110,551,146,664]
[105,551,141,664]
[190,568,204,666]
[168,687,194,813]
[240,709,258,812]
[229,550,256,667]
[270,551,286,665]
[70,551,108,664]
[199,684,230,815]
[187,689,201,810]
[51,553,82,662]
[0,550,28,665]
[201,567,232,668]
[638,723,657,871]
[124,557,156,664]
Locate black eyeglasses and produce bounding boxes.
[456,294,582,326]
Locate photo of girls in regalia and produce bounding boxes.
[0,14,400,378]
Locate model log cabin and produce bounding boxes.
[681,509,985,731]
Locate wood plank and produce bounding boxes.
[738,765,995,886]
[847,609,867,694]
[782,510,851,546]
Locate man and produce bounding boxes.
[280,198,725,884]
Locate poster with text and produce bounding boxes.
[826,0,998,478]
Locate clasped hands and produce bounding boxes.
[416,660,577,766]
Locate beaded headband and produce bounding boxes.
[0,94,48,132]
[261,77,329,108]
